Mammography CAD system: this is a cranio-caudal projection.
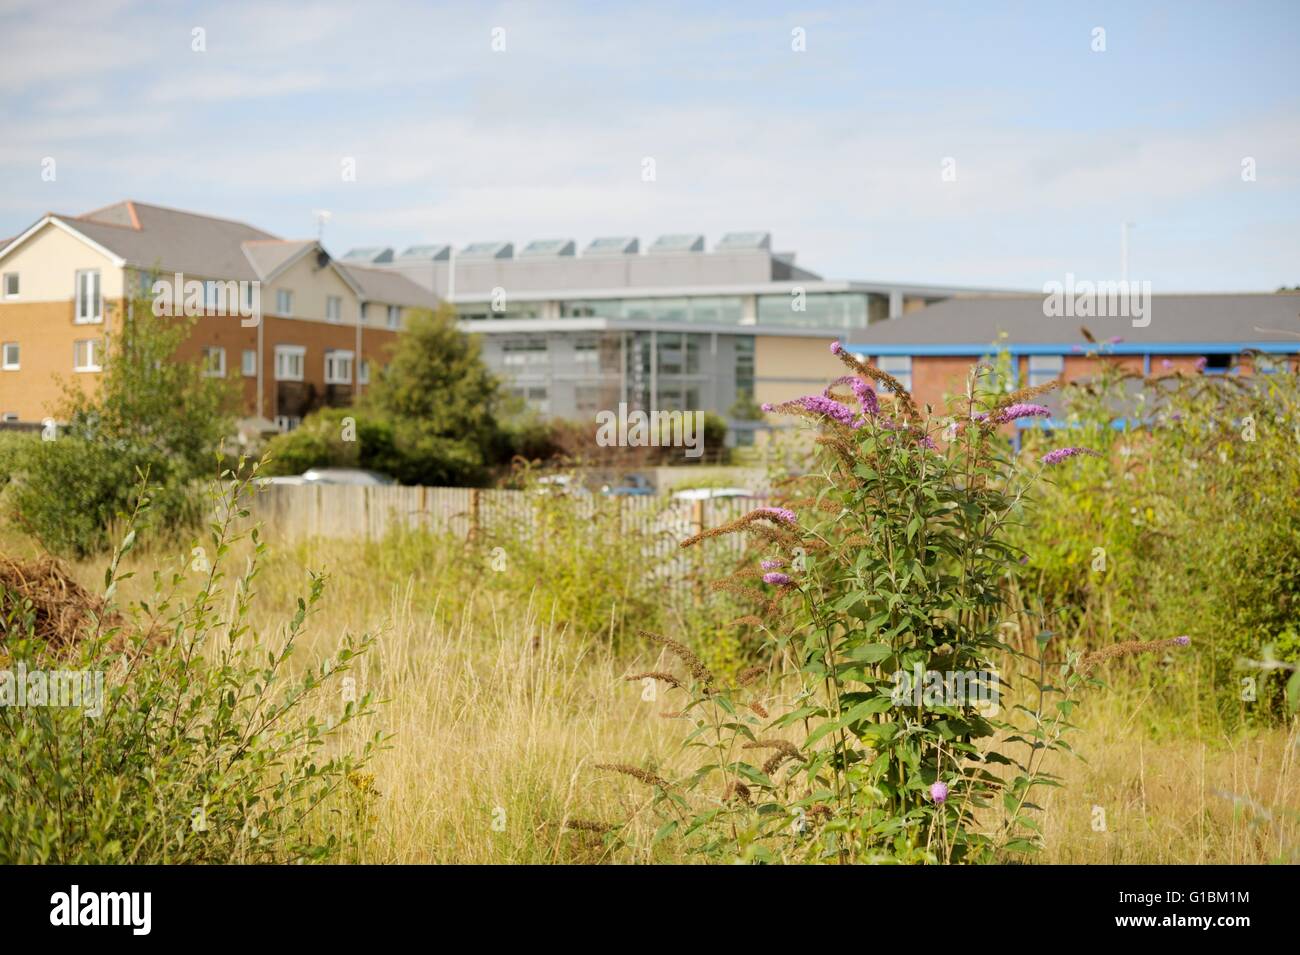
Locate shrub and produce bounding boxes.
[1017,356,1300,723]
[5,296,233,556]
[0,464,382,863]
[586,345,1192,863]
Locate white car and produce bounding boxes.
[300,468,395,486]
[670,486,755,501]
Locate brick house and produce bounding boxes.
[0,201,437,429]
[845,292,1300,439]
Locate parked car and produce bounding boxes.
[670,486,756,501]
[602,474,655,497]
[300,468,396,486]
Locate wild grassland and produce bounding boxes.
[25,522,1291,865]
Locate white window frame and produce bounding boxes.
[2,272,18,299]
[276,289,293,316]
[358,359,370,385]
[73,338,103,372]
[1027,354,1064,388]
[202,346,226,378]
[241,349,257,377]
[326,295,342,323]
[387,305,400,329]
[324,349,354,385]
[1,413,17,423]
[1,342,18,371]
[876,355,912,392]
[275,344,306,382]
[75,269,102,324]
[274,415,302,432]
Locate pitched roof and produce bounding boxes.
[2,200,435,306]
[337,262,439,309]
[854,293,1300,348]
[69,201,278,280]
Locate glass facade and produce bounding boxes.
[479,329,756,443]
[757,292,869,329]
[559,296,744,324]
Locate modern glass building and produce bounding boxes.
[350,232,1003,445]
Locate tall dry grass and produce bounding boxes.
[19,523,1300,865]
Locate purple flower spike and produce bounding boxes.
[760,558,785,570]
[1195,356,1208,372]
[762,572,793,586]
[1040,446,1097,466]
[830,341,843,355]
[851,377,879,417]
[760,402,774,412]
[930,781,949,805]
[989,403,1051,424]
[754,506,798,526]
[1174,635,1191,647]
[797,394,861,429]
[1161,359,1174,369]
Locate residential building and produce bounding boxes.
[0,201,436,429]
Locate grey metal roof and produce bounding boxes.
[460,240,513,259]
[584,236,638,255]
[519,238,576,257]
[336,263,438,308]
[396,244,451,261]
[649,233,705,254]
[715,231,771,252]
[854,294,1300,346]
[341,246,394,263]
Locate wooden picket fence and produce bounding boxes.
[246,484,770,562]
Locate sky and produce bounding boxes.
[1,0,1297,291]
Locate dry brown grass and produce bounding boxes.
[21,524,1300,864]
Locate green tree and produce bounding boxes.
[363,304,503,485]
[7,294,235,555]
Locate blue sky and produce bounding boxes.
[1,0,1297,290]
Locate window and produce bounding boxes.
[274,415,302,432]
[2,342,18,371]
[326,295,342,323]
[75,269,101,323]
[2,273,17,298]
[202,346,225,378]
[1027,354,1064,388]
[1255,353,1286,374]
[1203,353,1233,374]
[276,289,293,316]
[876,355,912,392]
[324,350,353,385]
[501,336,548,366]
[73,338,102,372]
[275,345,305,381]
[387,305,401,329]
[358,359,370,385]
[1,413,17,423]
[242,349,257,377]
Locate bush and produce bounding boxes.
[1017,356,1300,723]
[589,345,1193,863]
[0,465,382,863]
[4,297,233,556]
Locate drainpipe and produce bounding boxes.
[256,315,264,419]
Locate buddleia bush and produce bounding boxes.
[582,343,1190,863]
[1018,354,1300,724]
[0,462,382,863]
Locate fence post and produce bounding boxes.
[468,487,481,543]
[691,499,706,606]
